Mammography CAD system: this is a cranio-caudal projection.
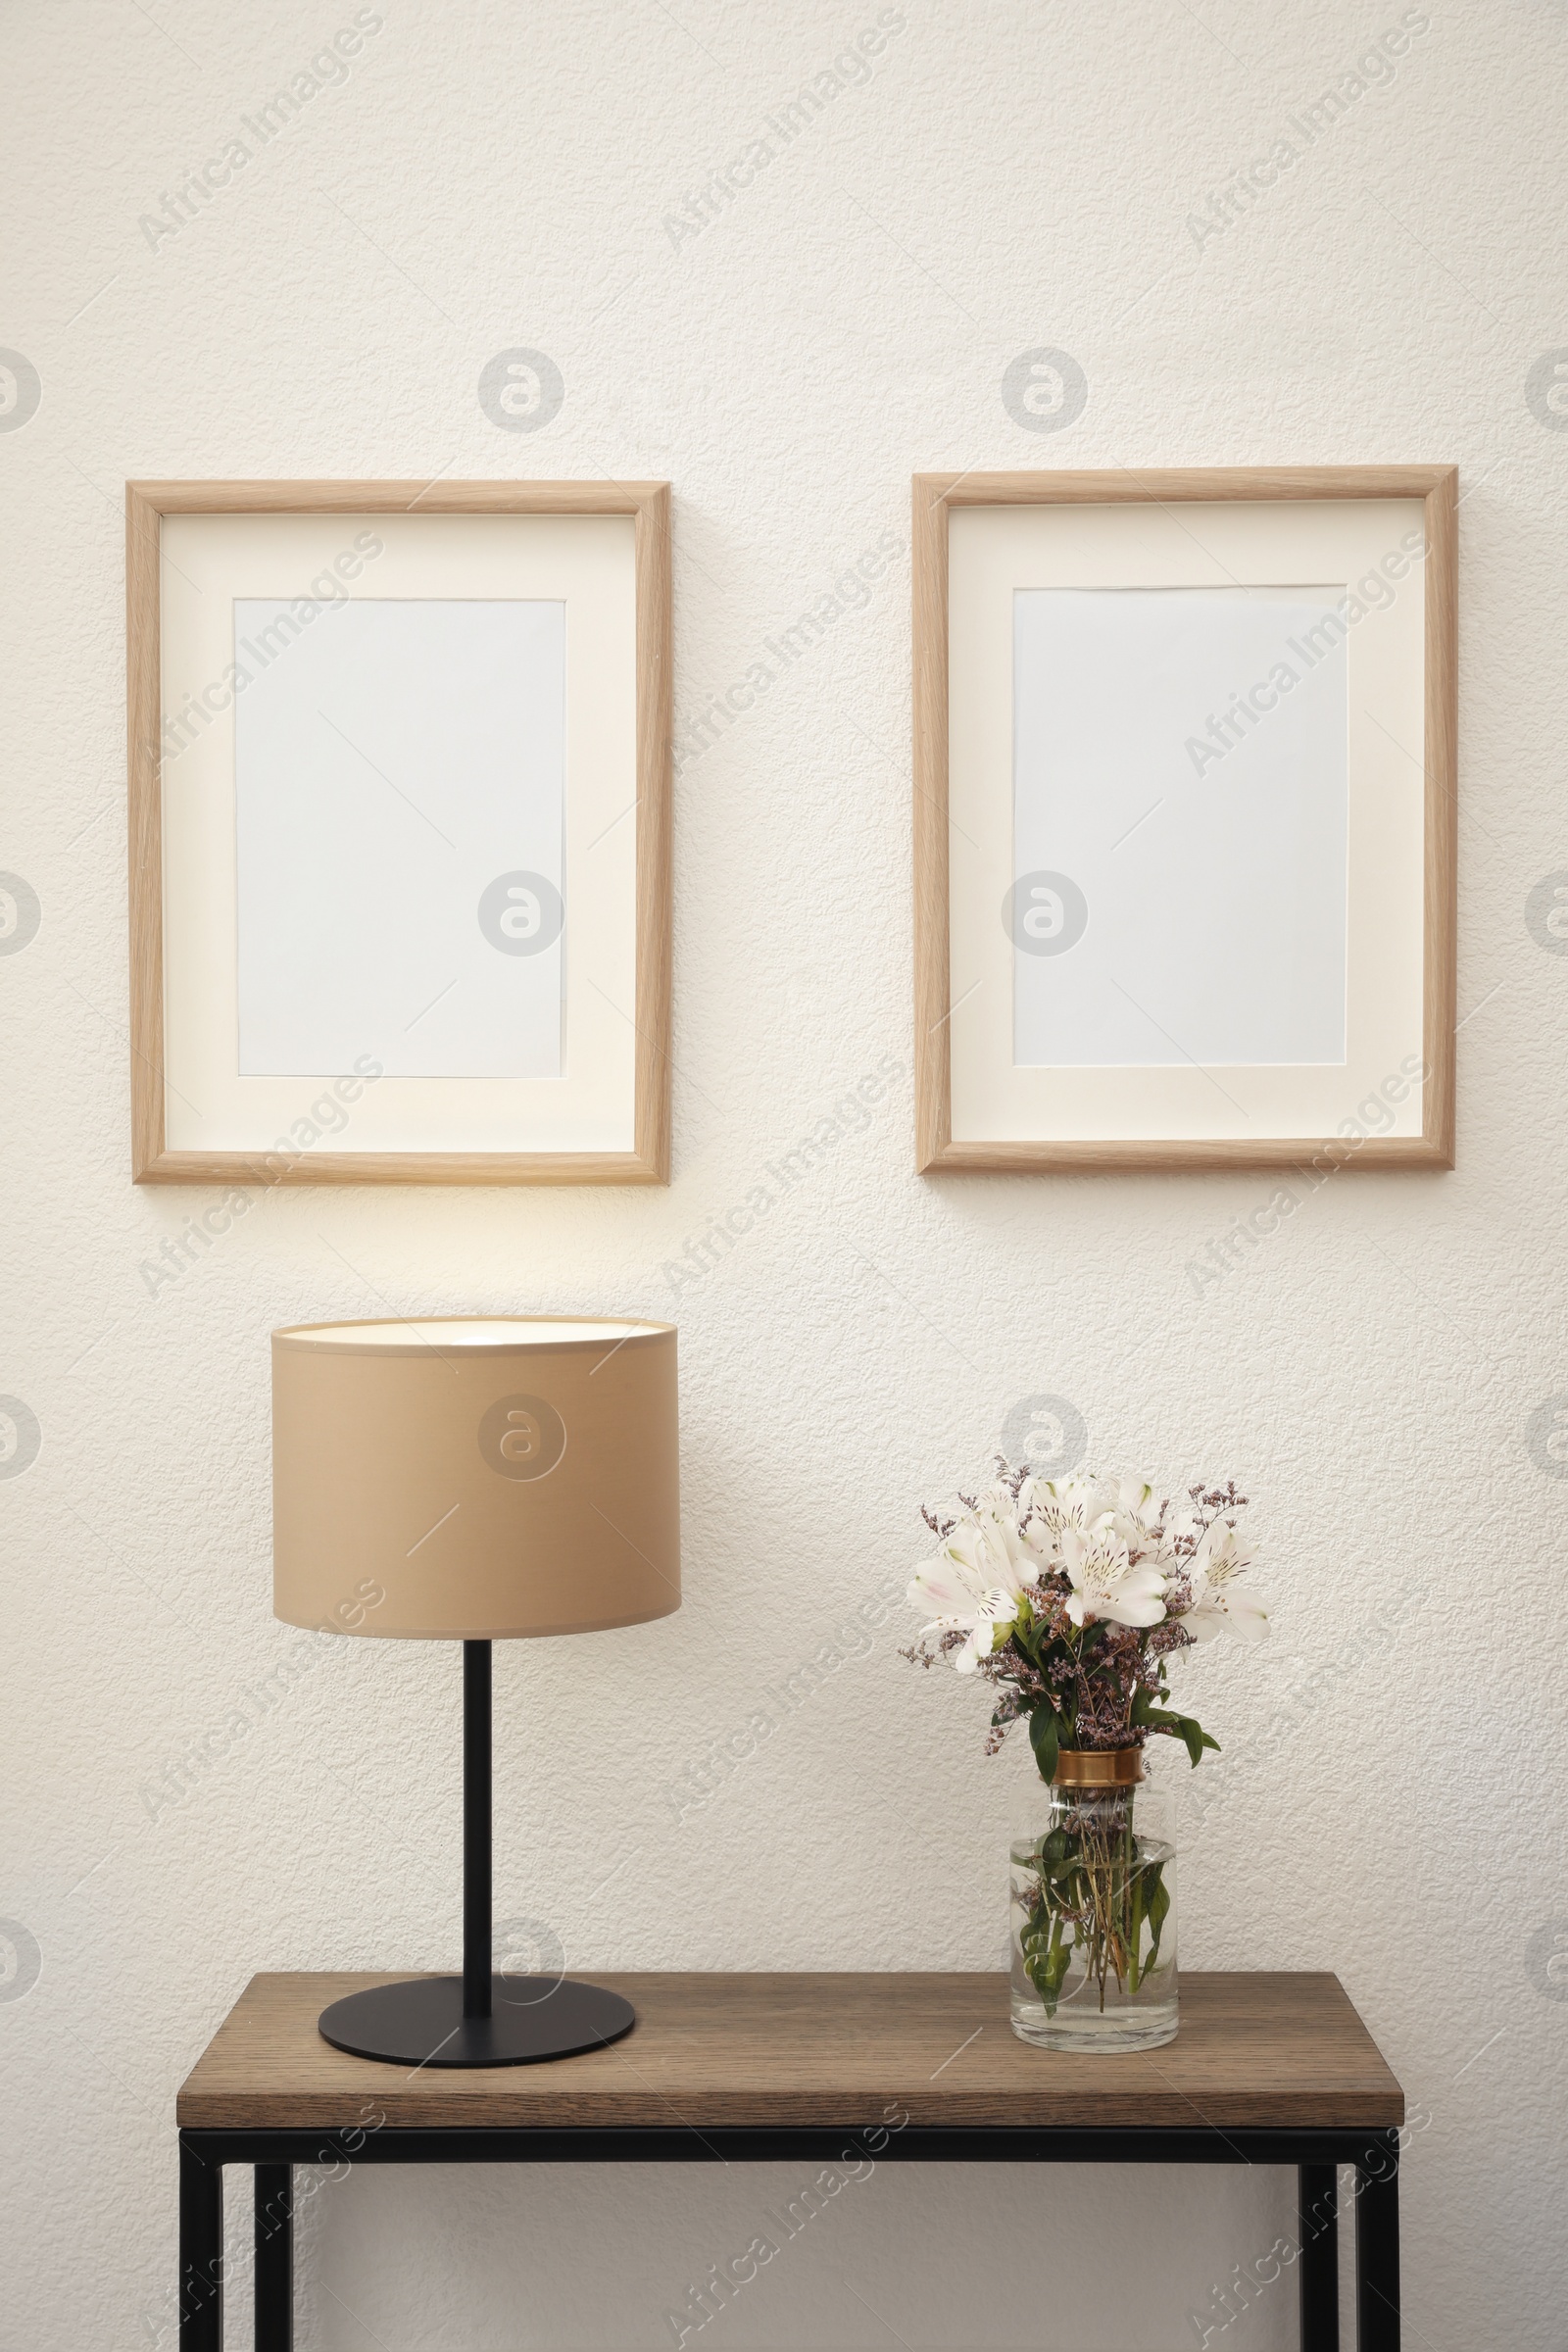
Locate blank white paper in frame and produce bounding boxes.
[946,500,1429,1145]
[234,598,565,1080]
[158,511,638,1154]
[1012,585,1348,1068]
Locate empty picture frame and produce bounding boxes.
[912,466,1456,1172]
[126,480,671,1183]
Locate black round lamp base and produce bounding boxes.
[318,1975,636,2068]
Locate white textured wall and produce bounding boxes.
[2,2,1564,2346]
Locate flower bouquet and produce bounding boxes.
[906,1464,1268,2050]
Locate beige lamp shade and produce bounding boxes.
[272,1317,679,1640]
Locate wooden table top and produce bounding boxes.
[176,1971,1403,2132]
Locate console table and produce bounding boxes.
[175,1969,1403,2350]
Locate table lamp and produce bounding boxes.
[271,1315,679,2068]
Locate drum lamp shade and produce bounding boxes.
[271,1317,679,1641]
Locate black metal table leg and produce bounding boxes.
[178,2136,223,2349]
[172,2116,1403,2348]
[1354,2133,1400,2350]
[1298,2162,1339,2350]
[255,2164,293,2351]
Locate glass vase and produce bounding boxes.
[1009,1750,1177,2051]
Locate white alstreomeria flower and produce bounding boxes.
[907,1508,1026,1673]
[1104,1477,1161,1540]
[1018,1475,1097,1551]
[1058,1522,1168,1630]
[1018,1475,1162,1570]
[1180,1521,1268,1642]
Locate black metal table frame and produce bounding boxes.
[178,2121,1399,2351]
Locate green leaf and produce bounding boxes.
[1026,1916,1073,2014]
[1174,1713,1221,1767]
[1134,1696,1220,1767]
[1028,1706,1059,1785]
[1172,1713,1202,1767]
[1127,1860,1146,1993]
[1145,1870,1171,1972]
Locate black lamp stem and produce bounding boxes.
[463,1640,492,2020]
[316,1629,636,2065]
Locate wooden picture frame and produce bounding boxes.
[912,466,1456,1174]
[127,478,672,1186]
